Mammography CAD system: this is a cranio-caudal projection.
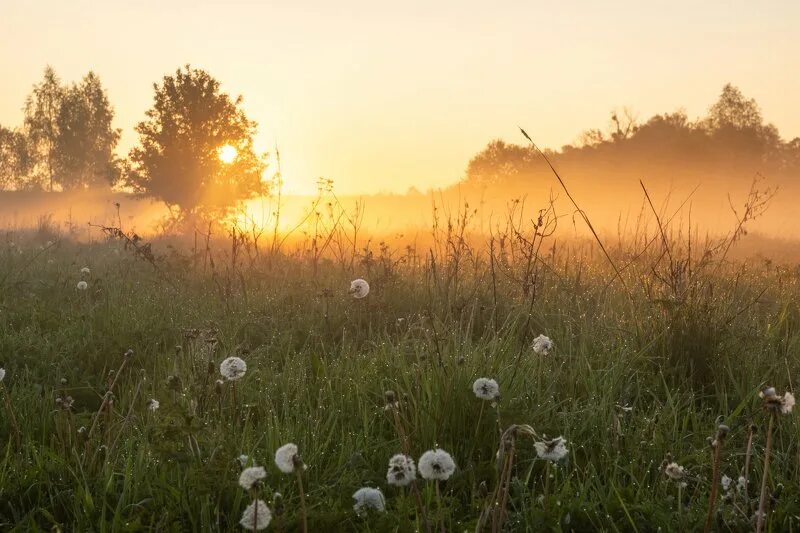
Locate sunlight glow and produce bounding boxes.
[218,144,237,164]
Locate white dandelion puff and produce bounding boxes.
[472,378,500,401]
[534,436,569,462]
[349,279,370,299]
[781,391,795,414]
[386,454,417,487]
[77,281,88,291]
[239,466,267,491]
[80,267,90,274]
[664,462,686,481]
[760,387,795,415]
[532,334,553,355]
[239,499,272,531]
[418,449,456,481]
[220,357,247,381]
[721,474,732,492]
[147,399,160,412]
[275,443,302,474]
[737,476,747,492]
[352,487,386,515]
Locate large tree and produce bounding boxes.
[54,72,122,189]
[126,65,266,215]
[24,66,63,190]
[21,67,120,190]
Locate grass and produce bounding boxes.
[0,219,798,531]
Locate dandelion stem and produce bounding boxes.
[295,469,308,533]
[434,480,446,533]
[704,438,724,533]
[756,413,774,533]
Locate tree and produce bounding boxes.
[24,66,63,190]
[0,125,32,189]
[54,72,121,189]
[465,140,538,187]
[126,65,267,215]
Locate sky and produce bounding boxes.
[1,0,799,195]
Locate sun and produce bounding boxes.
[218,144,238,164]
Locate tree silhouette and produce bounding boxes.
[126,65,267,215]
[19,67,120,191]
[54,72,121,189]
[24,66,63,190]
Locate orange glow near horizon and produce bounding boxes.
[1,1,799,196]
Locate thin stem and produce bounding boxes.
[434,480,446,533]
[743,424,756,509]
[704,439,723,533]
[295,470,308,533]
[756,414,774,533]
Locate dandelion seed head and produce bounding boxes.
[275,443,301,474]
[352,487,385,515]
[80,267,90,274]
[386,454,416,487]
[239,499,272,531]
[532,334,553,355]
[349,279,370,299]
[722,474,732,492]
[238,466,267,490]
[220,357,247,381]
[664,462,686,481]
[418,449,456,481]
[77,281,88,291]
[472,377,500,401]
[737,476,747,492]
[147,398,160,412]
[534,436,569,462]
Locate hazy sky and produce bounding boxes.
[2,0,798,194]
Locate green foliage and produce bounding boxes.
[126,65,267,215]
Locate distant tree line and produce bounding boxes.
[0,65,266,217]
[464,84,800,189]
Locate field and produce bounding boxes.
[0,215,798,532]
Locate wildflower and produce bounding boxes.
[532,334,553,355]
[275,443,303,474]
[77,281,88,291]
[760,387,795,415]
[220,357,247,381]
[239,499,272,531]
[239,466,267,490]
[147,399,160,412]
[349,278,370,299]
[386,454,416,487]
[418,449,456,481]
[352,487,386,515]
[722,475,732,492]
[664,462,686,481]
[534,436,569,462]
[80,267,90,274]
[472,377,500,401]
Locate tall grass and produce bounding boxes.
[0,198,797,531]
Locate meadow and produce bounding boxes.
[0,204,798,532]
